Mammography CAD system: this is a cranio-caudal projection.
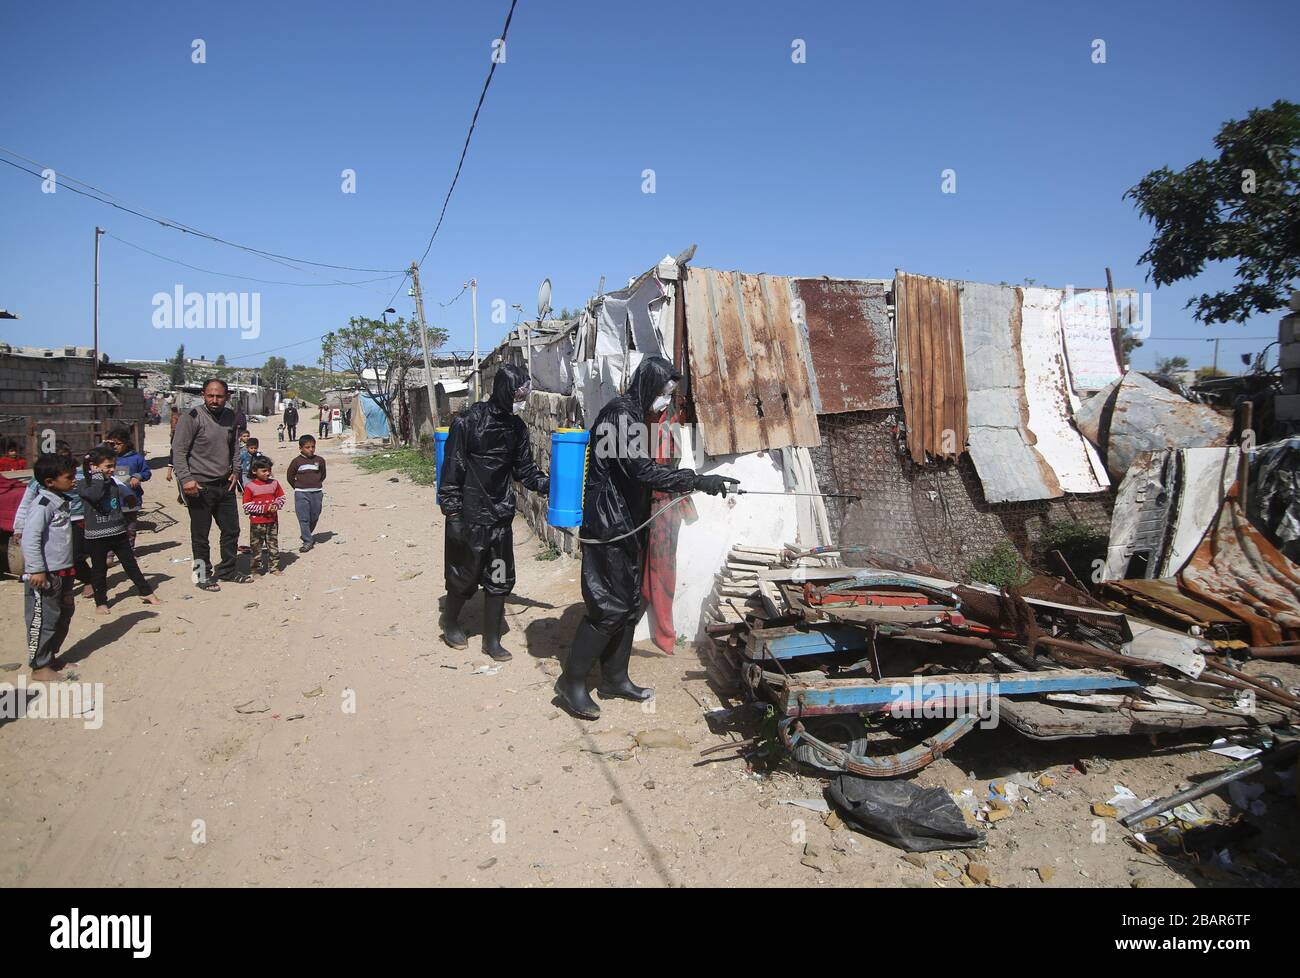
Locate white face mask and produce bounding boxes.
[651,380,676,414]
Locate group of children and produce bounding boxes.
[233,430,328,573]
[17,433,161,679]
[18,423,328,679]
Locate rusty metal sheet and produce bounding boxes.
[1100,578,1238,627]
[683,267,820,456]
[959,281,1060,501]
[791,278,897,413]
[1180,495,1300,646]
[894,271,966,464]
[1081,372,1231,482]
[1020,288,1110,493]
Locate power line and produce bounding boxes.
[0,150,404,274]
[439,282,469,308]
[104,231,405,290]
[415,0,519,268]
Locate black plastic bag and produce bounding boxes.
[827,774,985,852]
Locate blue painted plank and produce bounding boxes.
[781,671,1140,714]
[752,626,870,660]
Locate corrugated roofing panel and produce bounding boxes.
[683,267,820,456]
[791,278,898,414]
[1020,287,1110,494]
[959,281,1060,502]
[894,271,967,464]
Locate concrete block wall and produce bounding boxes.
[516,391,584,556]
[1278,305,1300,426]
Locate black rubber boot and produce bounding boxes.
[555,620,607,719]
[598,625,654,701]
[441,592,469,650]
[481,592,513,662]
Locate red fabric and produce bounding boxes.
[0,475,26,533]
[641,407,694,654]
[0,457,26,472]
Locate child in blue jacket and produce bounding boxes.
[106,427,150,551]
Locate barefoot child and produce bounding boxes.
[79,446,160,614]
[241,455,285,575]
[22,454,79,681]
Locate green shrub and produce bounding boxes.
[966,543,1032,590]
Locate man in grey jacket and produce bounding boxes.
[172,377,245,589]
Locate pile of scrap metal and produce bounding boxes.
[705,546,1296,779]
[1101,439,1300,659]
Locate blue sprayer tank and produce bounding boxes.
[434,426,450,506]
[547,428,590,527]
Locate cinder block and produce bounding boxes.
[1281,315,1300,346]
[1281,342,1300,371]
[1281,371,1300,395]
[1276,394,1300,422]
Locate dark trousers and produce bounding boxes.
[294,491,323,545]
[580,531,646,636]
[86,533,153,606]
[25,574,75,670]
[186,478,240,581]
[69,520,93,584]
[319,421,329,439]
[444,515,515,598]
[286,424,297,441]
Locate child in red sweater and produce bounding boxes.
[240,455,286,575]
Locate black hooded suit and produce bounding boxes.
[578,356,698,634]
[439,363,548,598]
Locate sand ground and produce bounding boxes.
[1,416,1296,887]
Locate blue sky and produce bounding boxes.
[1,0,1296,372]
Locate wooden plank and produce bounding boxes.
[779,669,1140,714]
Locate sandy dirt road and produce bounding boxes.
[2,416,1295,888]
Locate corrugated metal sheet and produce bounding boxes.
[1078,372,1232,482]
[683,267,820,456]
[791,278,898,413]
[1020,287,1110,493]
[959,281,1060,502]
[1060,288,1124,393]
[1180,495,1300,646]
[894,271,966,464]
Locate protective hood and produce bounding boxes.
[627,356,681,417]
[491,363,529,414]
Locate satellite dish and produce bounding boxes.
[537,278,552,320]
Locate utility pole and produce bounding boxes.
[470,278,479,402]
[93,227,103,379]
[1210,337,1221,376]
[409,263,439,439]
[1104,266,1123,371]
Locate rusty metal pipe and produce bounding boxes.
[890,627,998,651]
[1032,635,1166,672]
[1202,663,1300,711]
[1245,644,1300,660]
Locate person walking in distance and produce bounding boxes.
[318,403,330,440]
[283,400,299,442]
[171,377,249,590]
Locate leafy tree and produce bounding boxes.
[320,316,448,442]
[1126,100,1300,324]
[1155,355,1190,374]
[1195,365,1229,381]
[170,344,186,387]
[263,356,290,389]
[1120,329,1144,367]
[215,354,227,367]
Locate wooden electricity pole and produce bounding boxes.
[408,263,439,438]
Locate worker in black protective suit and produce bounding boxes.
[439,362,549,661]
[556,356,737,719]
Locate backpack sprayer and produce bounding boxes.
[433,427,859,546]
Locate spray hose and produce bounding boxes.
[559,486,861,545]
